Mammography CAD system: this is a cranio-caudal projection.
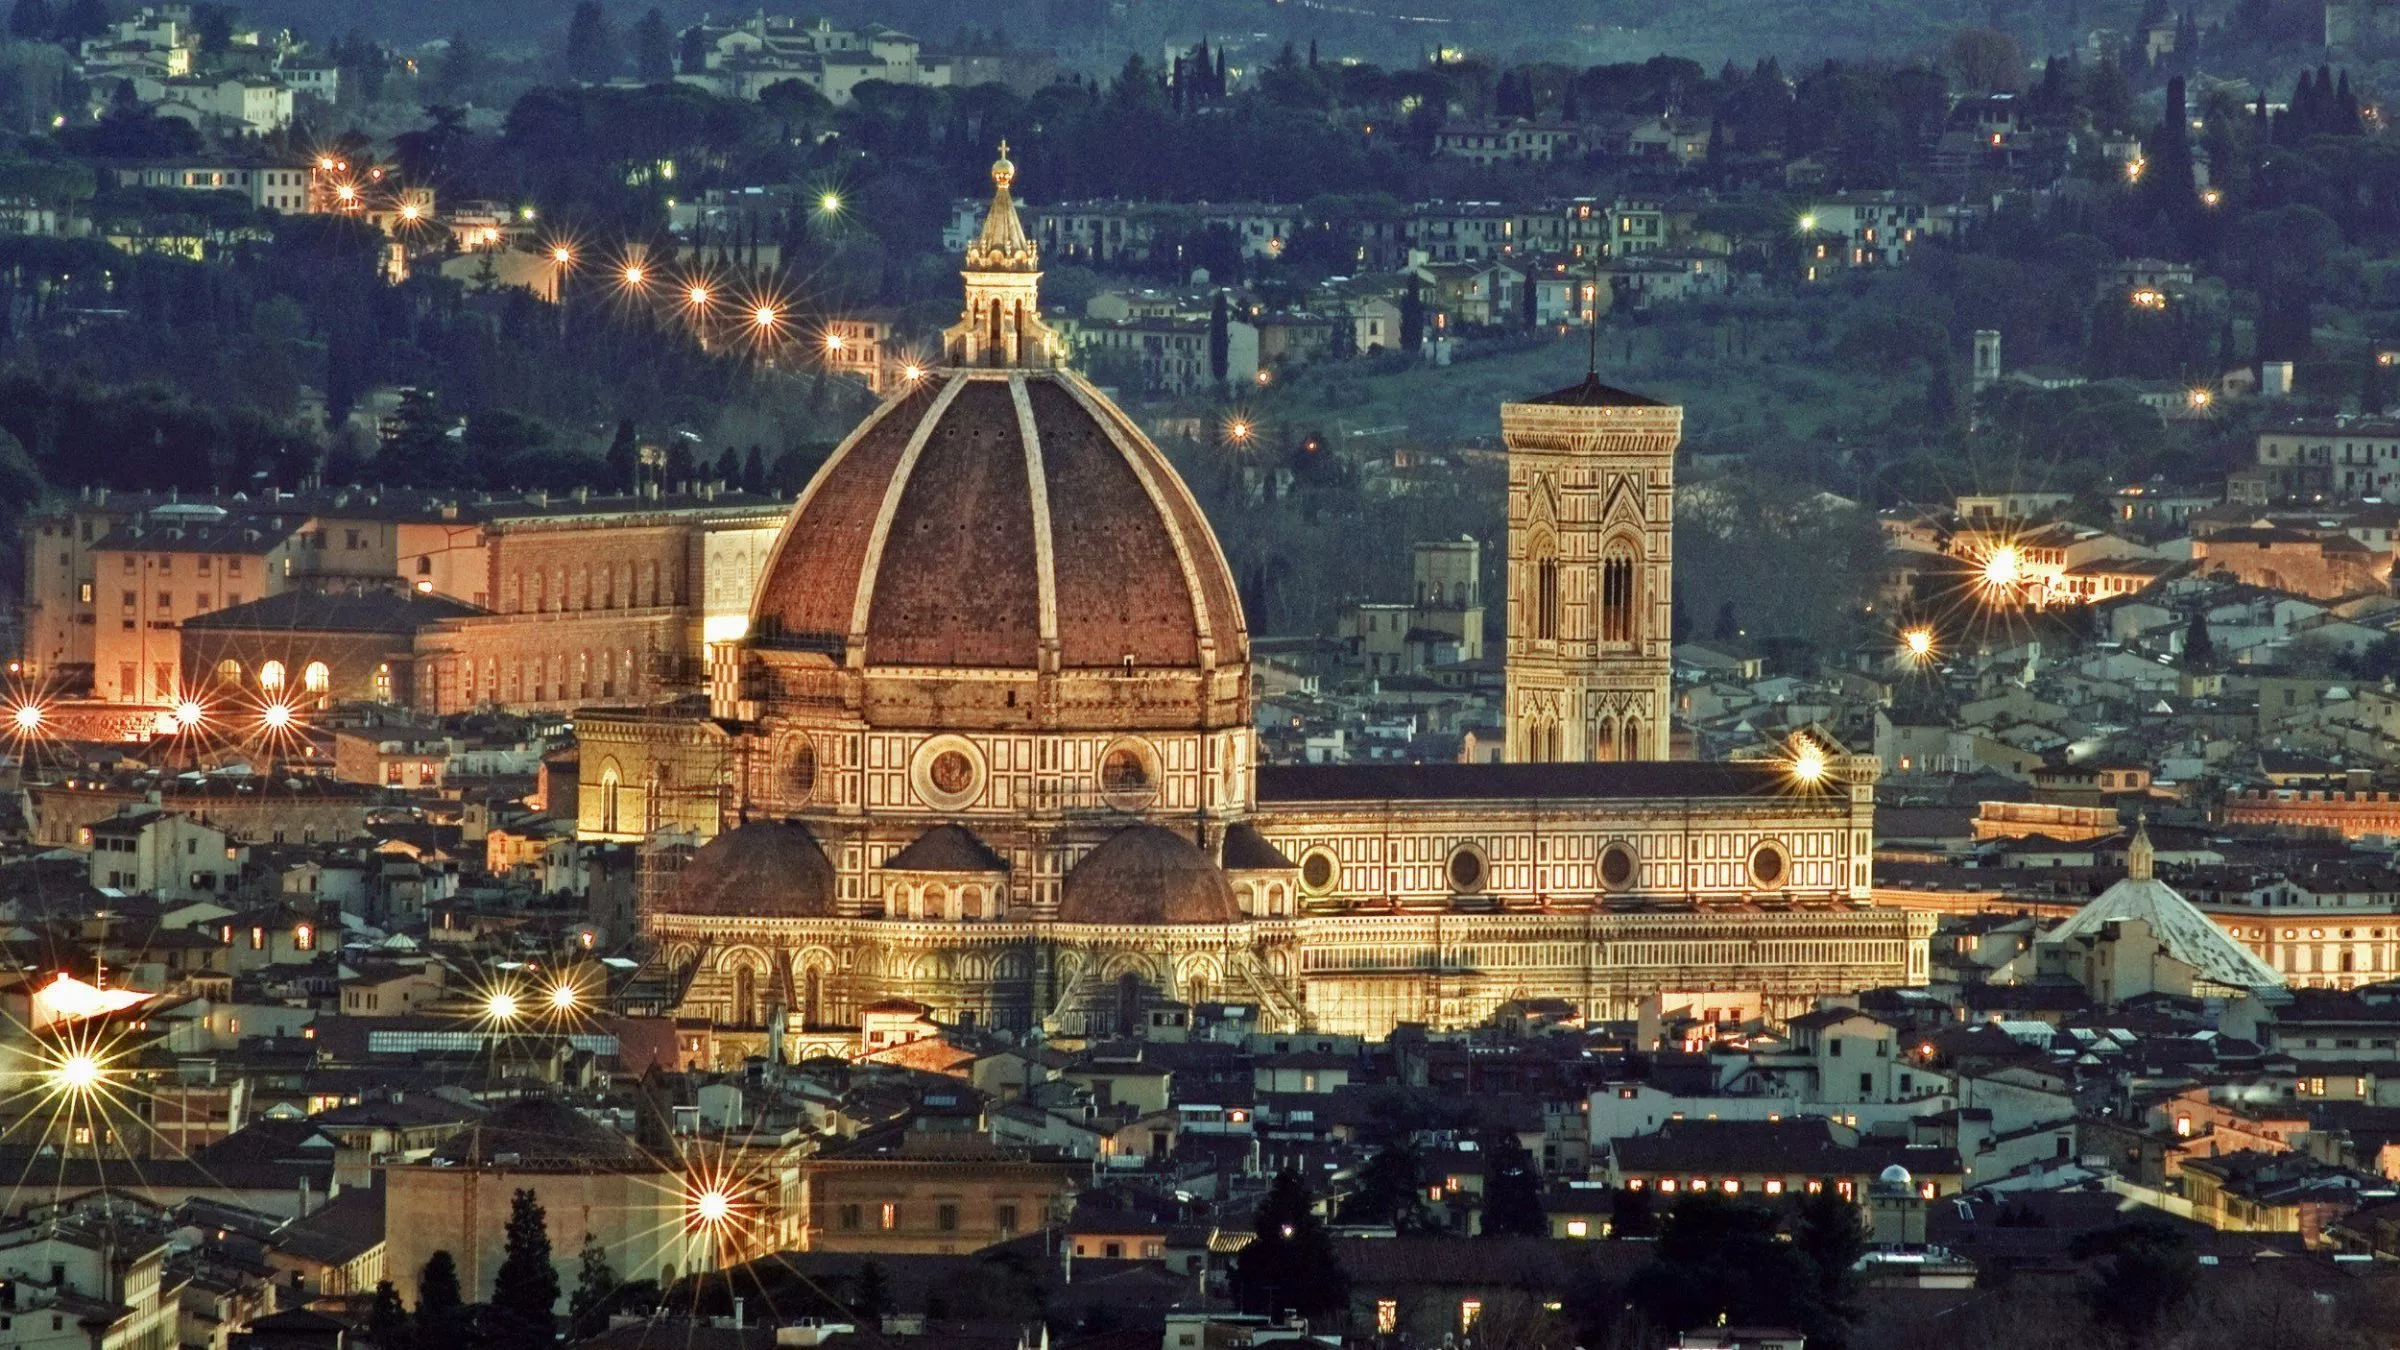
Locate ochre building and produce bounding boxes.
[578,150,1931,1055]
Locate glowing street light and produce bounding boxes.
[1901,627,1935,663]
[173,699,204,731]
[686,284,712,308]
[1227,419,1252,444]
[823,331,846,353]
[1982,545,2023,589]
[551,244,574,266]
[12,702,43,732]
[260,703,293,731]
[2188,387,2213,409]
[622,263,647,287]
[694,1188,731,1223]
[1789,739,1829,786]
[752,304,780,331]
[547,983,579,1012]
[53,1052,100,1093]
[818,191,842,215]
[486,991,520,1022]
[399,202,423,222]
[2125,157,2146,182]
[900,363,925,382]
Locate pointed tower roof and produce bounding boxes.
[2038,821,2282,991]
[965,141,1039,273]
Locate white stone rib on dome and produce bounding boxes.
[2040,876,2285,990]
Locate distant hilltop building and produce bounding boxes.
[672,15,948,103]
[565,148,1931,1058]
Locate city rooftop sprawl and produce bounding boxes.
[17,3,2400,1350]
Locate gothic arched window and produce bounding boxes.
[1601,547,1638,644]
[1534,555,1561,641]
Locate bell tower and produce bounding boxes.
[1503,374,1680,762]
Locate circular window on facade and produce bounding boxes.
[1446,845,1488,894]
[1750,843,1788,890]
[784,733,818,805]
[1299,849,1338,895]
[910,737,986,809]
[1600,843,1637,891]
[1098,738,1160,809]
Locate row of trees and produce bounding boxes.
[369,1189,635,1349]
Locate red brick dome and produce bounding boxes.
[1058,825,1242,925]
[659,818,836,919]
[747,369,1248,727]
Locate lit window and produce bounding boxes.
[1377,1300,1398,1335]
[1460,1300,1482,1332]
[880,1203,897,1230]
[1565,1219,1588,1238]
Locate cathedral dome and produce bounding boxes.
[1058,824,1242,925]
[744,149,1247,732]
[663,818,836,919]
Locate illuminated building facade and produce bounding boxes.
[579,151,1930,1056]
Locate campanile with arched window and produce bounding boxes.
[1501,373,1680,762]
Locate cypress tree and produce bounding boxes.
[1400,277,1425,354]
[1478,1133,1548,1237]
[2183,610,2216,669]
[604,418,640,491]
[489,1189,560,1343]
[416,1252,465,1342]
[1230,1169,1349,1322]
[1208,292,1230,386]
